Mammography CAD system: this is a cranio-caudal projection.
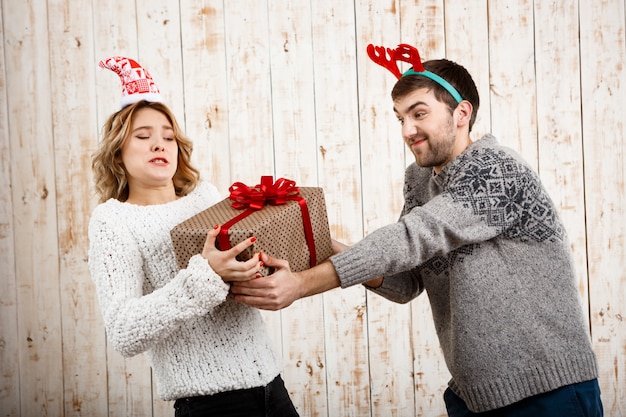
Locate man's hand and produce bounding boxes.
[331,238,349,254]
[231,253,343,310]
[230,253,304,310]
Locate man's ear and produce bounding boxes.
[455,100,473,128]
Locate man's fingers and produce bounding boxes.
[259,253,289,270]
[230,281,289,311]
[230,294,282,310]
[331,239,349,254]
[231,276,272,292]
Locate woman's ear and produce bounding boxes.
[455,100,473,128]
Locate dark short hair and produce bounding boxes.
[391,59,480,131]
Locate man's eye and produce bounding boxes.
[397,119,404,125]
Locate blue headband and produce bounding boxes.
[402,68,463,103]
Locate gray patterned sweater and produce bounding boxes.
[330,134,598,412]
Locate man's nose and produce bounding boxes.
[402,122,417,140]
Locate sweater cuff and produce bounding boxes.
[330,248,372,289]
[185,254,230,310]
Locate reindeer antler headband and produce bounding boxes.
[366,43,463,103]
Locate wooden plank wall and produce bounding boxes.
[1,0,624,416]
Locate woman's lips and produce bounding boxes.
[149,157,169,165]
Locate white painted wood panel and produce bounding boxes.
[3,0,64,415]
[579,0,626,413]
[47,0,109,415]
[0,2,20,415]
[179,0,232,193]
[266,2,329,415]
[487,1,538,165]
[0,1,624,416]
[223,1,274,184]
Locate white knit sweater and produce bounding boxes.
[88,181,281,401]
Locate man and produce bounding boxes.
[229,44,603,416]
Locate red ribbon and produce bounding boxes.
[218,176,317,268]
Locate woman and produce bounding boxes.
[88,56,299,417]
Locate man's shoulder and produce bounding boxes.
[458,135,531,173]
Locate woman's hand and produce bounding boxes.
[202,224,264,282]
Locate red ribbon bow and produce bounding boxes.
[228,176,300,210]
[219,176,317,268]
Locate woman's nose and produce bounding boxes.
[152,138,168,151]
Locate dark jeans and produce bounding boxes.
[173,375,299,417]
[444,378,603,417]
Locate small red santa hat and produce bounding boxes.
[99,56,163,108]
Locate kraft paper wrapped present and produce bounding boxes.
[171,176,334,275]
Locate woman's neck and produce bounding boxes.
[126,184,179,206]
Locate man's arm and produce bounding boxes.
[229,253,341,310]
[332,239,384,289]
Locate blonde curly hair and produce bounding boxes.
[92,100,200,203]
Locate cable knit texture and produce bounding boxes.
[330,134,598,412]
[88,181,281,401]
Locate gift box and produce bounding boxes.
[170,176,334,275]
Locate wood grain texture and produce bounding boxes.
[487,1,538,166]
[579,0,626,413]
[1,0,625,416]
[47,0,109,415]
[0,2,20,416]
[223,1,274,185]
[180,0,232,193]
[3,0,65,415]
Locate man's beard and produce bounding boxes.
[412,117,456,168]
